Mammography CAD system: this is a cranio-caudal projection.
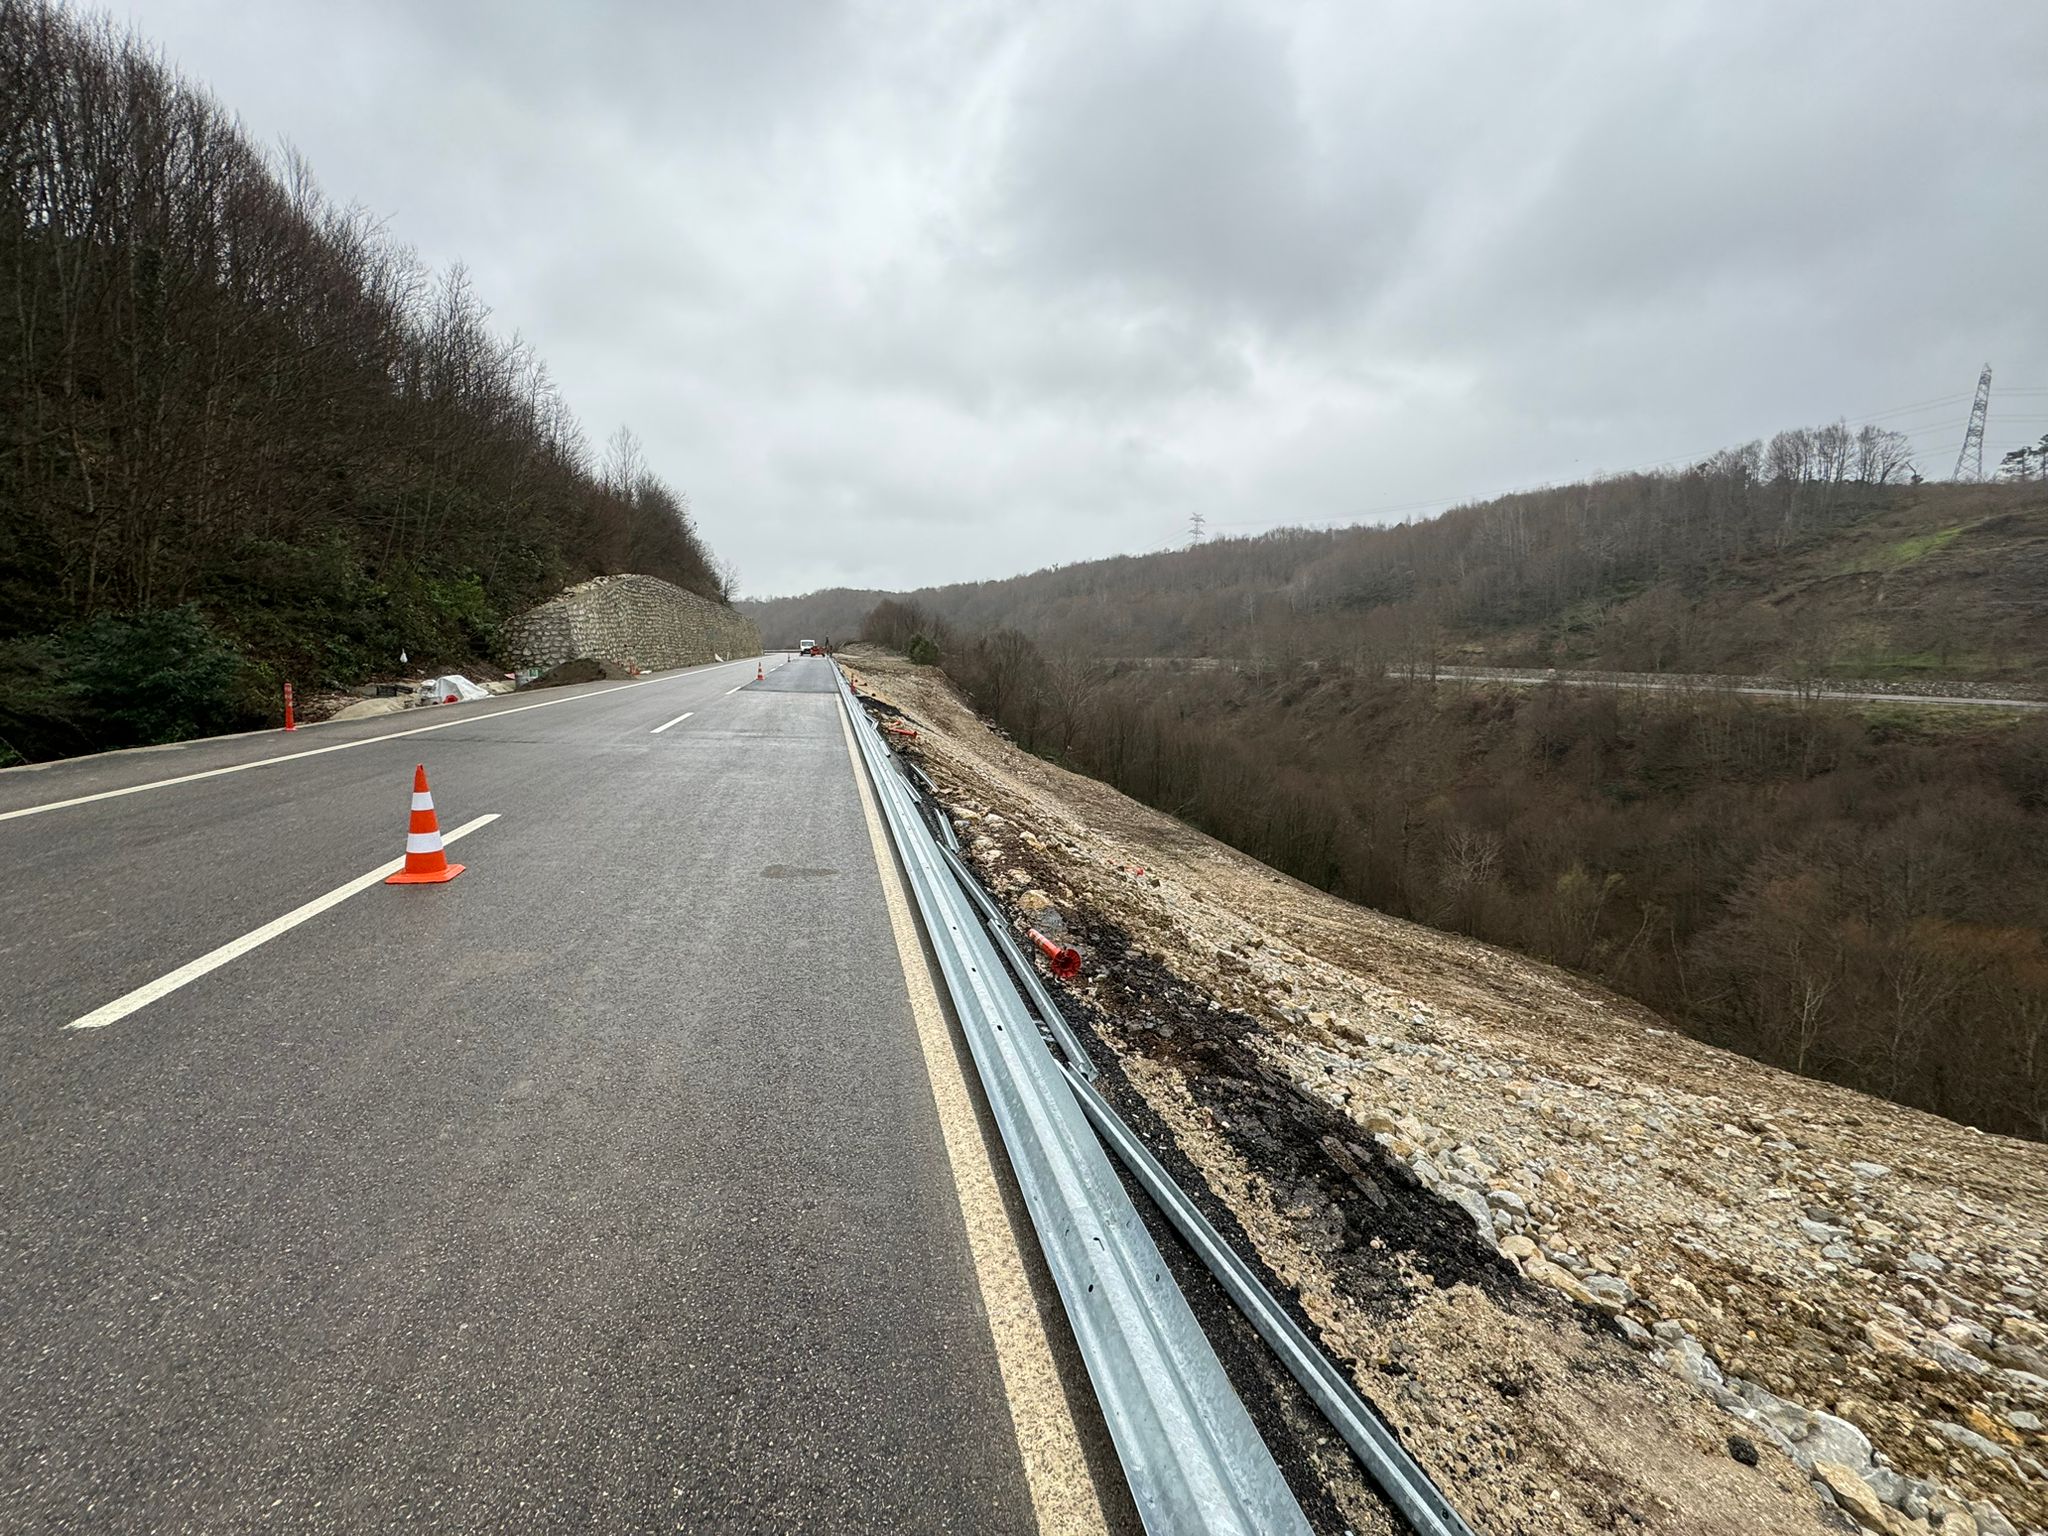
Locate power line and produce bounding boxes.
[1848,392,1971,421]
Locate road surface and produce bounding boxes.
[0,655,1112,1533]
[1409,664,2047,711]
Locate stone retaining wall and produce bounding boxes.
[500,574,760,672]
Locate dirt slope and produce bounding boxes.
[845,647,2047,1536]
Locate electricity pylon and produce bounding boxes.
[1953,364,1992,481]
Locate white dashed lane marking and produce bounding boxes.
[65,814,502,1032]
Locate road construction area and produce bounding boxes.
[0,654,1116,1534]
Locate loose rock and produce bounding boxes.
[1813,1462,1887,1529]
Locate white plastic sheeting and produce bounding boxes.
[418,675,489,703]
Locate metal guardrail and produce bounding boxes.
[837,664,1311,1536]
[932,801,1479,1536]
[934,850,1478,1536]
[843,662,1483,1536]
[1059,1068,1480,1536]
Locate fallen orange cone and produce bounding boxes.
[386,763,464,884]
[1028,927,1082,979]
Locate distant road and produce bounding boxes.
[1109,654,2046,712]
[0,654,1101,1534]
[1413,664,2048,712]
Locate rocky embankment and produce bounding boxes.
[843,647,2047,1536]
[500,573,758,673]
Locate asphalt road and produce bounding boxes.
[0,654,1065,1533]
[1414,664,2048,711]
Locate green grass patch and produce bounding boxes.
[1885,523,1968,564]
[1840,521,1974,574]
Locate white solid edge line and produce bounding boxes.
[649,711,695,735]
[64,813,500,1032]
[1,660,758,824]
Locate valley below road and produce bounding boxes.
[843,646,2048,1536]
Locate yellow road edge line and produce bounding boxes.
[836,700,1108,1536]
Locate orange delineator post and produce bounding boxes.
[283,682,296,732]
[757,661,765,681]
[385,763,465,884]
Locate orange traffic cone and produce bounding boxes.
[1028,927,1082,979]
[756,661,765,681]
[385,764,464,884]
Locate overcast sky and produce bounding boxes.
[122,0,2048,597]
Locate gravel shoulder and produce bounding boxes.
[844,646,2048,1536]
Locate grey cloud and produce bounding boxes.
[121,0,2048,594]
[995,5,1405,325]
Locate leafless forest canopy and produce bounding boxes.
[752,460,2046,685]
[855,463,2048,1142]
[0,0,727,760]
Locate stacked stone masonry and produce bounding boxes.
[500,574,760,672]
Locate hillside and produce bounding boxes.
[745,473,2048,687]
[751,464,2048,1148]
[0,2,733,764]
[845,647,2048,1536]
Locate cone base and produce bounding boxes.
[386,861,464,885]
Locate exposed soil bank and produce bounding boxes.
[844,646,2047,1536]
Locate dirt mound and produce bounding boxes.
[518,657,630,690]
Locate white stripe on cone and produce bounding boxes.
[411,792,435,811]
[406,832,444,854]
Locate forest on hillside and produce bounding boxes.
[754,454,2048,687]
[867,600,2048,1143]
[0,0,728,763]
[824,445,2048,1138]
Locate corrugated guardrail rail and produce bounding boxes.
[839,663,1482,1536]
[838,663,1311,1535]
[1059,1072,1480,1536]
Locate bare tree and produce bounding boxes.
[1855,424,1914,485]
[0,0,732,759]
[604,425,648,500]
